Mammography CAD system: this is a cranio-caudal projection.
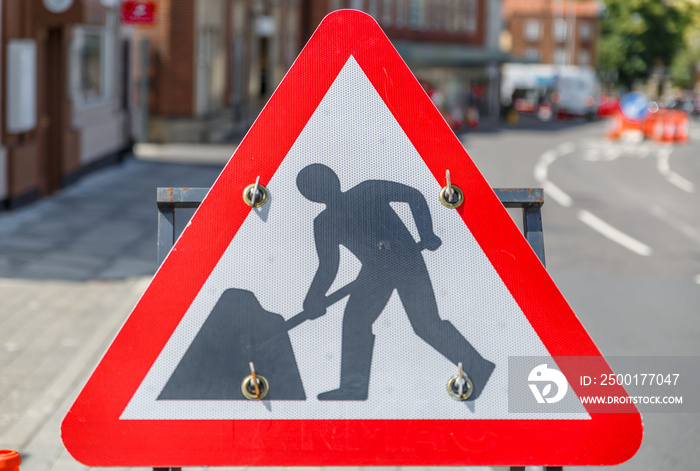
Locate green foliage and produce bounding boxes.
[670,0,700,88]
[598,0,691,87]
[669,47,696,89]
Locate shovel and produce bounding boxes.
[285,280,357,330]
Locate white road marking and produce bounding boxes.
[577,210,653,257]
[534,162,548,182]
[656,148,695,193]
[542,181,573,207]
[541,149,558,164]
[650,205,700,244]
[583,148,602,161]
[666,173,696,193]
[534,144,575,207]
[694,275,700,285]
[557,142,576,154]
[536,140,658,257]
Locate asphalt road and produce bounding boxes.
[462,117,700,470]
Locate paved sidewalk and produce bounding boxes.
[0,156,224,471]
[0,152,514,471]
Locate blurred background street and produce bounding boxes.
[2,0,700,470]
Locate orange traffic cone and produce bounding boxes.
[605,112,622,139]
[648,111,665,142]
[675,111,689,143]
[663,111,677,142]
[0,451,21,471]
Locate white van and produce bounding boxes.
[502,64,600,119]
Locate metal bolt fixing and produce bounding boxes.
[439,170,464,208]
[243,177,269,207]
[241,362,269,400]
[447,362,473,400]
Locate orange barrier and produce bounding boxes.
[674,110,689,143]
[644,110,664,142]
[0,450,21,471]
[607,109,688,144]
[605,111,623,139]
[663,114,677,142]
[606,111,644,141]
[647,109,689,143]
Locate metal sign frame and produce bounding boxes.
[157,187,546,267]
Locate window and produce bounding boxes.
[433,0,449,30]
[524,19,540,41]
[553,18,567,42]
[76,32,104,101]
[553,48,568,65]
[382,0,393,25]
[70,11,115,106]
[396,0,405,27]
[368,0,379,17]
[448,0,460,31]
[431,0,441,29]
[409,0,425,29]
[525,47,541,61]
[349,0,364,10]
[463,0,477,33]
[577,49,590,66]
[579,21,591,40]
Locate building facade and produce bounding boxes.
[502,0,599,67]
[1,0,133,209]
[134,0,506,144]
[304,0,507,124]
[131,0,302,143]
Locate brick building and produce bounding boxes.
[135,0,507,143]
[305,1,508,123]
[0,0,133,209]
[502,0,599,67]
[131,0,302,143]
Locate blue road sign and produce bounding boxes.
[620,92,650,121]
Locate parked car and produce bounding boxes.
[597,94,619,118]
[673,97,697,118]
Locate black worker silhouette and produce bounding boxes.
[297,163,495,401]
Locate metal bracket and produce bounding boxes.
[493,188,546,267]
[156,187,210,266]
[157,187,546,267]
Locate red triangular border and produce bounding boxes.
[62,10,642,466]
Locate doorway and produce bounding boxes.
[40,27,66,195]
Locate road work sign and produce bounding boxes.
[62,10,642,467]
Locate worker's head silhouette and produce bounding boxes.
[296,164,341,204]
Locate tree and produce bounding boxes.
[598,0,690,88]
[669,0,700,88]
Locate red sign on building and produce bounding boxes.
[120,1,155,24]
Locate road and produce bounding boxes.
[462,117,700,470]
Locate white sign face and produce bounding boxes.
[122,57,587,422]
[43,0,73,13]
